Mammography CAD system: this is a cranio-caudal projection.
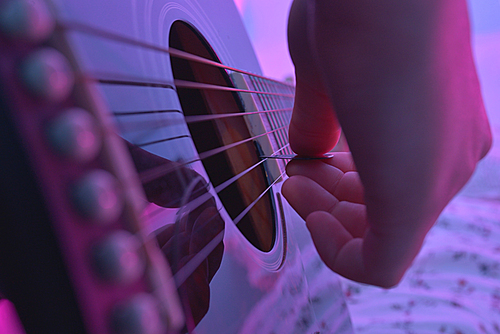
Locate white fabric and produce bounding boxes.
[342,127,500,334]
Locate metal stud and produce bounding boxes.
[111,293,166,334]
[71,170,123,224]
[19,48,74,102]
[91,230,146,285]
[46,108,102,162]
[0,0,55,42]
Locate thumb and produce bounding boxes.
[289,75,341,155]
[287,0,341,155]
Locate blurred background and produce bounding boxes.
[233,0,500,127]
[234,0,294,82]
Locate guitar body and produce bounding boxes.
[0,0,353,333]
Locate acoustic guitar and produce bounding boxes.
[0,0,353,333]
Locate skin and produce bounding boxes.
[283,0,492,287]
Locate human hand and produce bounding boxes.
[285,0,492,287]
[283,152,424,287]
[126,142,224,325]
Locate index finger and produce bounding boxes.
[288,0,341,156]
[288,77,341,156]
[324,152,357,173]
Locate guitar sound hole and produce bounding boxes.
[169,21,276,252]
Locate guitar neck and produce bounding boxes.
[0,0,353,333]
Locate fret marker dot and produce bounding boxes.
[0,0,54,42]
[46,108,102,162]
[92,231,145,284]
[20,48,74,102]
[71,170,123,223]
[112,293,166,334]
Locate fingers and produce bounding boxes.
[330,201,367,238]
[286,160,344,194]
[307,211,366,283]
[286,155,364,204]
[283,173,367,237]
[334,172,364,204]
[284,172,421,287]
[282,175,339,221]
[306,211,352,268]
[324,152,357,173]
[288,78,341,156]
[306,212,406,288]
[288,0,341,156]
[345,229,420,288]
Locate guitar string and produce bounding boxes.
[113,102,291,156]
[140,141,289,285]
[138,114,291,286]
[63,20,295,101]
[134,127,288,187]
[81,68,293,181]
[113,107,291,121]
[109,72,292,223]
[133,111,291,295]
[141,142,291,223]
[197,125,287,160]
[133,144,290,289]
[108,79,292,228]
[113,109,182,116]
[127,121,288,187]
[58,21,294,88]
[113,88,292,215]
[71,21,295,150]
[100,64,294,241]
[135,135,190,148]
[175,79,293,98]
[58,21,295,104]
[134,143,293,269]
[59,21,296,291]
[172,169,287,288]
[90,72,293,147]
[158,87,292,321]
[105,78,292,183]
[91,74,294,98]
[111,107,292,143]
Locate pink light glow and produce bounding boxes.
[234,0,295,81]
[0,300,26,334]
[233,0,245,13]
